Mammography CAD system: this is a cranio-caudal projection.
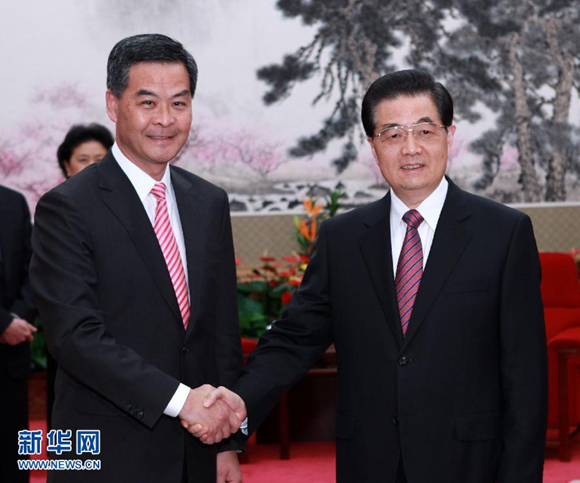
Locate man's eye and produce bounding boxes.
[141,100,154,106]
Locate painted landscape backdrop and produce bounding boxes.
[1,0,579,213]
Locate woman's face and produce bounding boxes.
[64,140,108,178]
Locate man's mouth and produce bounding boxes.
[148,135,174,140]
[401,164,423,170]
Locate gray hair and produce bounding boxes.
[107,34,198,98]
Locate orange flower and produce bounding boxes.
[298,218,318,242]
[302,197,322,217]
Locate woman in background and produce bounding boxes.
[57,123,114,178]
[47,123,114,428]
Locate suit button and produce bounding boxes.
[392,415,399,425]
[137,411,144,419]
[182,347,190,354]
[398,356,408,366]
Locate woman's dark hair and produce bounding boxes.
[361,69,454,137]
[57,123,114,177]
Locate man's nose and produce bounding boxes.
[401,131,422,155]
[153,104,175,127]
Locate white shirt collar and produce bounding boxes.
[112,143,174,202]
[390,177,448,231]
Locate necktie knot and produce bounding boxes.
[402,210,423,230]
[151,182,166,201]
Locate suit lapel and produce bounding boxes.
[96,154,182,325]
[359,193,404,348]
[171,168,206,334]
[401,179,472,350]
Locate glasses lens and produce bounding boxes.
[414,123,440,143]
[380,127,405,144]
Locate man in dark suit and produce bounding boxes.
[203,70,548,482]
[0,185,37,483]
[30,34,244,483]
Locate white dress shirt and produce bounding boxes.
[112,143,191,417]
[390,177,448,276]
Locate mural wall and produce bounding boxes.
[1,0,578,213]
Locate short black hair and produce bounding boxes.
[361,69,454,137]
[107,34,198,98]
[57,124,114,177]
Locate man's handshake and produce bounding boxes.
[178,385,246,444]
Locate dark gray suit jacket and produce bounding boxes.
[0,186,36,380]
[31,153,242,483]
[236,178,547,483]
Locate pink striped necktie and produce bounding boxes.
[395,209,424,336]
[151,182,190,329]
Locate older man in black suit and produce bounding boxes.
[30,34,244,483]
[203,70,548,483]
[0,185,37,483]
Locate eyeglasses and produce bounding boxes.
[373,122,447,146]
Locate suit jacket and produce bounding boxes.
[0,186,36,380]
[30,153,242,483]
[235,178,547,483]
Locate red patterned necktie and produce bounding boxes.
[395,209,424,336]
[151,182,190,329]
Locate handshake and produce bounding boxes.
[178,385,246,444]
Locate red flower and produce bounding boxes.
[260,256,276,262]
[281,291,293,305]
[282,255,299,263]
[269,280,278,288]
[300,255,310,263]
[235,257,242,266]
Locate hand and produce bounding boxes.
[196,386,247,444]
[217,451,242,483]
[204,386,247,421]
[0,318,37,345]
[179,385,242,444]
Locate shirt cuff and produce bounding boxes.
[240,417,248,436]
[163,383,190,417]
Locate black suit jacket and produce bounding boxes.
[235,179,547,483]
[0,186,36,380]
[30,153,242,483]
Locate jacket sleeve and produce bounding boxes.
[233,221,334,435]
[0,193,36,334]
[497,214,548,482]
[30,189,180,429]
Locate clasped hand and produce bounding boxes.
[179,385,246,444]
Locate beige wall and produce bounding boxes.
[232,204,580,266]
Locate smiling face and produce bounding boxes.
[106,62,192,179]
[368,94,455,208]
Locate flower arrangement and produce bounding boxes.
[237,184,345,338]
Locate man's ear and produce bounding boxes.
[446,125,456,148]
[105,90,119,123]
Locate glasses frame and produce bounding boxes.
[373,122,448,144]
